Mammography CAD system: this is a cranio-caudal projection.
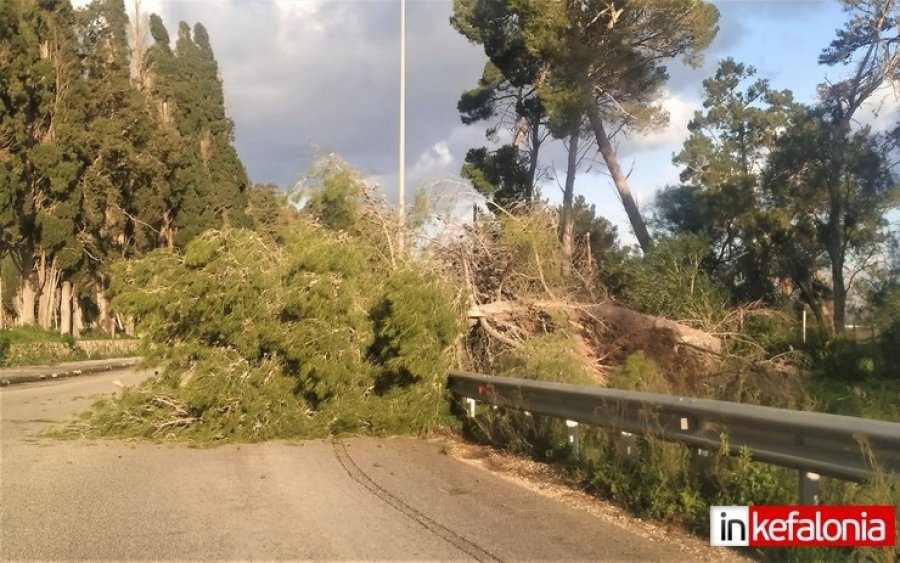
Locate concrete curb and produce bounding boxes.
[0,358,141,386]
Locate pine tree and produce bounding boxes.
[452,0,720,253]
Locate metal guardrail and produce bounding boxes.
[447,370,900,502]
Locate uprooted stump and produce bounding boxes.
[468,300,723,384]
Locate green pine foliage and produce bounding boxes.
[64,164,465,442]
[613,235,729,327]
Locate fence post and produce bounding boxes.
[565,420,579,458]
[799,471,821,505]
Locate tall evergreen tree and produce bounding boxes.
[142,17,248,245]
[810,0,900,333]
[452,0,720,253]
[0,0,84,328]
[656,59,796,303]
[73,0,166,334]
[457,61,548,205]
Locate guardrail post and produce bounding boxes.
[799,471,820,505]
[565,420,579,458]
[465,398,477,418]
[617,431,636,460]
[690,447,712,474]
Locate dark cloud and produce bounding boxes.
[147,0,484,195]
[141,0,840,211]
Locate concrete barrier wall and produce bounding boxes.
[2,339,140,368]
[2,342,73,366]
[76,339,141,357]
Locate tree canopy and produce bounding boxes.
[0,0,249,335]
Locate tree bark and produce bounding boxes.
[162,210,175,248]
[72,293,84,338]
[830,247,846,335]
[584,100,653,253]
[96,288,113,338]
[130,0,149,88]
[17,276,37,326]
[526,119,542,201]
[59,280,73,336]
[472,300,723,355]
[36,253,60,330]
[561,129,578,278]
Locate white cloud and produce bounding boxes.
[617,91,698,157]
[857,83,900,133]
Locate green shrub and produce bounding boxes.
[0,331,9,362]
[615,234,728,327]
[0,325,86,367]
[813,339,882,381]
[495,333,595,386]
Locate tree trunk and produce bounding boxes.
[17,276,37,326]
[36,253,60,330]
[162,210,175,248]
[831,252,846,335]
[825,124,849,336]
[584,100,653,254]
[472,300,723,355]
[59,280,73,336]
[512,114,528,149]
[130,0,149,88]
[72,294,84,338]
[525,119,542,201]
[797,281,831,338]
[561,130,578,278]
[96,288,114,338]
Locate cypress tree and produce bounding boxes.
[74,0,166,333]
[142,17,248,245]
[0,0,84,327]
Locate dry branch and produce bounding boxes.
[471,300,723,355]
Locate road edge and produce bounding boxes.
[0,358,141,386]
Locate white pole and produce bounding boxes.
[802,308,807,344]
[398,0,406,238]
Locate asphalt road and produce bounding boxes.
[0,368,732,561]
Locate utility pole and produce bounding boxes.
[398,0,406,252]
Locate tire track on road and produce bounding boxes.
[332,440,502,562]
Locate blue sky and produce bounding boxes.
[577,0,893,246]
[81,1,897,245]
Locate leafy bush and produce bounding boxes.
[0,331,9,363]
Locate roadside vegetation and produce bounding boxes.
[0,325,137,367]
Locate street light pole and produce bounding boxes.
[398,0,406,242]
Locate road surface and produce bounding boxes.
[0,368,734,561]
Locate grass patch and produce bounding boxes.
[803,373,899,422]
